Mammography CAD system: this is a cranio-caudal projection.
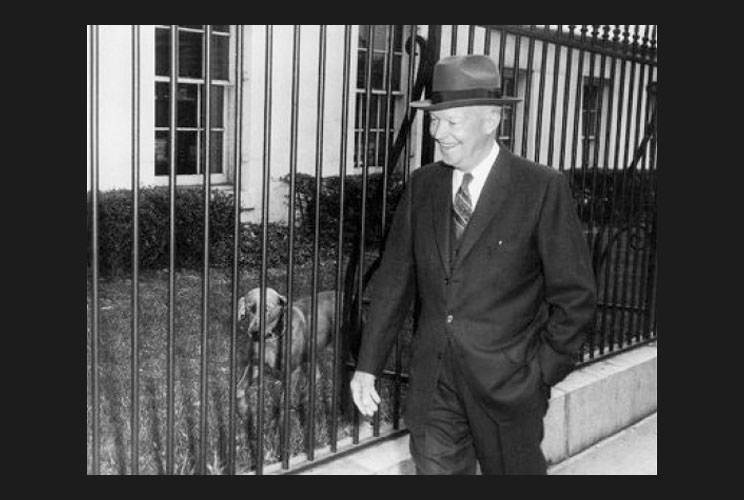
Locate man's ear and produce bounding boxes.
[279,294,288,307]
[238,297,246,320]
[485,107,501,135]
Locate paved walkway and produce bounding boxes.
[549,413,657,475]
[296,412,657,475]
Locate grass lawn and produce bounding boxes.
[86,259,412,475]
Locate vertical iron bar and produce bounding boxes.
[570,25,588,361]
[595,26,622,356]
[629,26,652,344]
[623,25,645,345]
[635,28,656,342]
[484,27,492,56]
[89,23,100,476]
[579,26,598,230]
[587,25,607,234]
[641,28,658,342]
[546,25,562,166]
[307,24,327,462]
[615,25,640,349]
[569,25,588,181]
[558,26,576,172]
[130,24,141,476]
[421,26,441,165]
[381,24,394,235]
[497,28,506,84]
[372,24,396,439]
[533,25,550,164]
[331,25,352,453]
[403,25,418,185]
[256,24,274,476]
[198,24,213,476]
[603,25,628,353]
[282,24,301,467]
[582,25,602,360]
[642,65,657,340]
[519,26,535,159]
[166,24,179,476]
[450,24,458,55]
[510,31,521,149]
[394,24,417,431]
[353,24,375,445]
[467,25,475,54]
[591,25,616,356]
[228,24,244,476]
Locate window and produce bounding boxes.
[581,77,610,167]
[154,25,232,180]
[355,25,411,169]
[498,68,518,150]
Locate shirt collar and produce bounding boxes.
[452,140,499,207]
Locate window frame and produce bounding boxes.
[354,25,412,171]
[153,25,234,185]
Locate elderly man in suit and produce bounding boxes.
[350,55,597,475]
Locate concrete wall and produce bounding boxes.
[288,342,657,475]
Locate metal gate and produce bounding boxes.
[87,25,657,474]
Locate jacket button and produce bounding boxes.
[446,315,453,323]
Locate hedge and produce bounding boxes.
[86,173,405,277]
[87,168,653,277]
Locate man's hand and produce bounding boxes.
[350,370,380,417]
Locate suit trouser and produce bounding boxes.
[409,338,548,475]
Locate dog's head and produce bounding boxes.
[237,287,287,341]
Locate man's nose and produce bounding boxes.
[431,121,448,140]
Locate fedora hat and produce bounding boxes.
[411,55,522,111]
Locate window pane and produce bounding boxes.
[356,94,367,128]
[358,25,370,49]
[154,131,199,176]
[179,84,199,128]
[370,94,380,129]
[210,131,223,173]
[371,52,385,90]
[357,51,367,88]
[179,31,203,78]
[210,85,224,128]
[155,83,169,128]
[155,131,169,175]
[210,34,229,81]
[155,83,199,128]
[178,132,198,175]
[373,25,388,51]
[156,28,170,77]
[392,54,402,92]
[393,25,404,51]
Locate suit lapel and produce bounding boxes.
[453,147,512,269]
[431,163,453,277]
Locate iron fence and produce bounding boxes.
[87,24,657,475]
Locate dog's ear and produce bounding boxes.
[237,297,247,320]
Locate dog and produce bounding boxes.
[235,287,339,418]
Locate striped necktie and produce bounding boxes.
[453,173,474,243]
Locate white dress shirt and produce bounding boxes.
[452,141,500,210]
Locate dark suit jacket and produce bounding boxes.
[357,147,597,429]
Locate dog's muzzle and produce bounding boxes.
[248,306,285,342]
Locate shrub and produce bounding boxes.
[86,172,408,277]
[565,167,656,227]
